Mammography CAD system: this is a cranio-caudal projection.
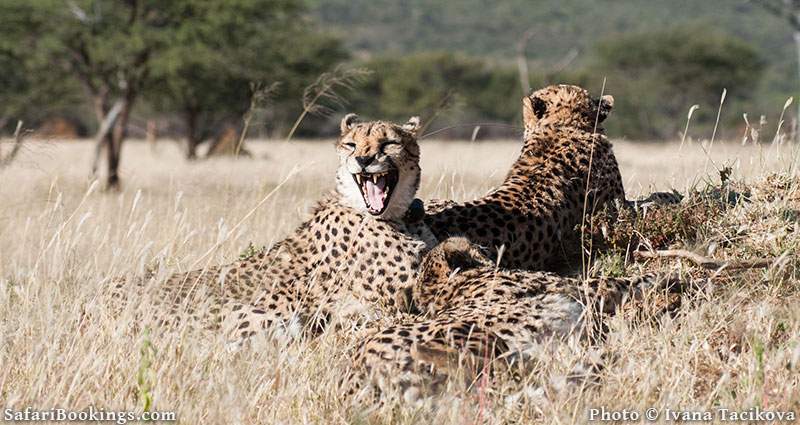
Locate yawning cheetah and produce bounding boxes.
[108,115,437,345]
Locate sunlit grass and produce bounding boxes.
[0,138,798,423]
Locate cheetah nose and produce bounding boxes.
[355,155,374,168]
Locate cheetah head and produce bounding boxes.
[522,84,614,133]
[335,114,421,220]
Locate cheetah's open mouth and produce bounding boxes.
[352,170,399,215]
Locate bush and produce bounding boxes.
[593,24,765,140]
[350,52,522,139]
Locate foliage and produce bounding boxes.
[0,0,212,187]
[594,25,765,139]
[0,2,87,132]
[310,0,786,84]
[344,29,765,140]
[0,1,785,141]
[136,328,156,412]
[0,0,347,144]
[5,0,185,101]
[239,242,267,261]
[314,0,788,140]
[146,0,348,155]
[350,52,522,138]
[312,0,773,57]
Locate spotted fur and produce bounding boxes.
[424,84,626,271]
[346,237,681,401]
[344,85,684,401]
[107,116,436,345]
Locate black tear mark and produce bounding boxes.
[532,97,547,119]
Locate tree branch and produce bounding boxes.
[66,0,90,23]
[0,121,26,168]
[91,100,125,175]
[634,249,778,270]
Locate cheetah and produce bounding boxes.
[347,237,683,401]
[424,84,626,271]
[108,114,437,344]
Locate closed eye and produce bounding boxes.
[343,142,356,150]
[380,140,401,150]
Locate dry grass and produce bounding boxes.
[1,138,799,424]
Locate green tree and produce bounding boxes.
[0,0,345,186]
[0,2,85,133]
[0,0,196,188]
[594,25,765,139]
[351,52,520,137]
[147,0,346,159]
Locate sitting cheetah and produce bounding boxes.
[424,85,626,271]
[347,237,682,400]
[109,115,437,344]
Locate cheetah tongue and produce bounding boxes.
[364,176,387,212]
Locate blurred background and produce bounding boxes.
[1,0,799,187]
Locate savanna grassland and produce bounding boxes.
[1,138,799,424]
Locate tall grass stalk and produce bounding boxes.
[704,88,727,174]
[679,105,700,152]
[285,66,370,142]
[580,77,607,280]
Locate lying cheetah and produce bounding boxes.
[348,237,682,400]
[108,115,436,344]
[424,84,626,271]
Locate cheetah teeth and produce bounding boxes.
[354,172,389,185]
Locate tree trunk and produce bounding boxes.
[106,98,133,190]
[0,121,25,168]
[92,98,124,178]
[185,108,200,160]
[91,91,110,177]
[91,94,133,190]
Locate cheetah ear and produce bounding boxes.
[340,113,359,134]
[597,95,614,123]
[522,96,534,126]
[522,95,546,126]
[601,95,614,110]
[402,116,421,135]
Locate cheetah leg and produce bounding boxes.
[345,317,509,403]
